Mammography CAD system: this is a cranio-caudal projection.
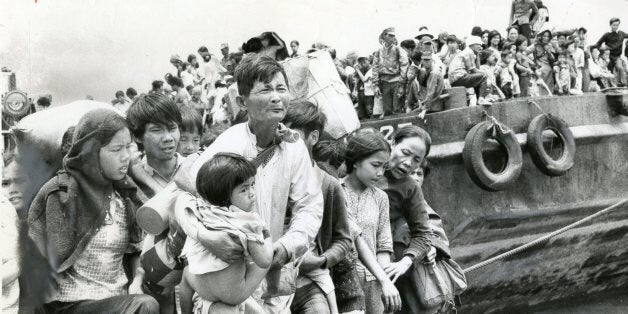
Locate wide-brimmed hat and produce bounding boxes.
[414,29,434,41]
[383,27,396,36]
[465,36,483,47]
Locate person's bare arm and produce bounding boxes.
[247,238,273,269]
[355,237,401,312]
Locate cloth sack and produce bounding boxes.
[414,258,467,309]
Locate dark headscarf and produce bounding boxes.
[62,109,138,235]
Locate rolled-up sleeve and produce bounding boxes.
[277,143,324,260]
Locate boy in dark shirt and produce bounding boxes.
[596,17,628,86]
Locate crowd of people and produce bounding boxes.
[3,0,628,313]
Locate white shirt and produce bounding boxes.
[189,123,323,260]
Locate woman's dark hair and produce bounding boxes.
[235,54,288,97]
[126,93,182,139]
[400,39,416,51]
[536,30,552,44]
[313,140,346,169]
[179,106,202,134]
[471,26,483,36]
[392,125,432,158]
[283,99,327,138]
[506,25,520,34]
[515,35,529,49]
[488,30,503,50]
[242,37,263,54]
[344,130,390,174]
[188,54,199,68]
[196,153,257,207]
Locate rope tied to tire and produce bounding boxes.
[463,115,523,191]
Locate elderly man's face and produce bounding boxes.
[384,33,396,46]
[242,72,290,125]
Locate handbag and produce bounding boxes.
[414,258,467,310]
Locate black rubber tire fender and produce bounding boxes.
[463,120,523,191]
[526,114,575,177]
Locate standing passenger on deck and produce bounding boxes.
[596,18,628,87]
[509,0,538,39]
[372,27,409,117]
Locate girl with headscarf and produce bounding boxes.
[28,109,159,313]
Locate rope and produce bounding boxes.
[463,198,628,274]
[527,99,547,115]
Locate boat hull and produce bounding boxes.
[362,94,628,312]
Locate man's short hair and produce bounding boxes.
[196,153,257,207]
[400,39,416,51]
[126,93,182,139]
[152,80,163,91]
[36,96,51,108]
[179,106,202,134]
[126,87,137,99]
[291,40,299,46]
[610,17,621,25]
[115,90,124,98]
[234,54,289,98]
[313,139,346,169]
[446,35,459,44]
[283,99,327,138]
[168,76,184,88]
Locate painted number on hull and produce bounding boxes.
[379,122,412,141]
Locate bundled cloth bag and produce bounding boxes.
[414,205,467,313]
[281,50,360,139]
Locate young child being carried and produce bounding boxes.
[529,66,553,97]
[177,153,273,314]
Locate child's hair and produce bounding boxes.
[400,39,416,52]
[312,139,346,169]
[344,130,390,174]
[479,49,494,65]
[126,93,182,139]
[515,35,528,49]
[410,50,423,64]
[115,90,124,98]
[283,99,327,138]
[196,153,257,207]
[500,50,512,60]
[179,106,202,134]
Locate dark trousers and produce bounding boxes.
[519,75,530,97]
[291,283,331,314]
[42,295,159,314]
[357,91,374,119]
[608,55,627,86]
[380,81,402,115]
[451,73,489,98]
[502,82,513,99]
[518,23,532,39]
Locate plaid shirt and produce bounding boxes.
[51,192,130,302]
